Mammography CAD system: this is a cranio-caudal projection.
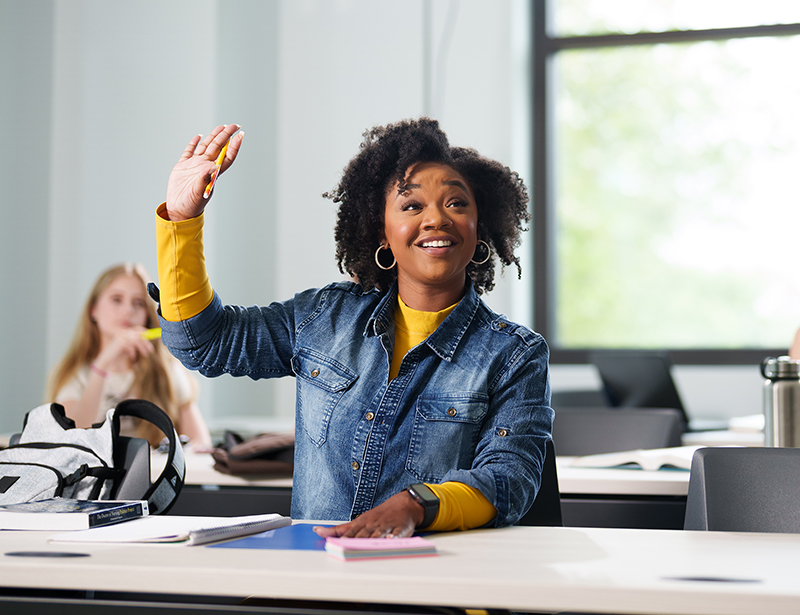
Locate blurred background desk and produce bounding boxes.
[558,457,689,529]
[159,452,293,518]
[165,452,693,529]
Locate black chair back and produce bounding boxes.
[517,439,562,526]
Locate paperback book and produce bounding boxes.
[0,498,149,531]
[324,536,437,561]
[569,445,704,471]
[50,513,292,546]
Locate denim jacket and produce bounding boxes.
[157,279,553,526]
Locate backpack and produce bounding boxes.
[0,399,185,514]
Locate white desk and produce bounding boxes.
[683,429,764,447]
[161,451,292,489]
[1,524,799,614]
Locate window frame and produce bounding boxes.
[530,0,800,365]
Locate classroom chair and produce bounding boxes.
[684,447,800,533]
[517,439,562,526]
[550,388,609,408]
[552,407,684,456]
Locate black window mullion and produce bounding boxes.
[532,0,551,341]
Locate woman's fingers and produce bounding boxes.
[201,124,241,160]
[313,524,347,538]
[193,124,226,157]
[313,491,420,539]
[178,135,203,163]
[220,130,244,174]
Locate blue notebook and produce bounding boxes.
[207,522,330,550]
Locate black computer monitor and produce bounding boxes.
[588,350,690,429]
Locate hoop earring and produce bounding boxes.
[375,244,396,270]
[471,240,491,265]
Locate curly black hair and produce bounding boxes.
[324,117,530,295]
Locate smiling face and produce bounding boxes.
[90,274,149,342]
[381,162,478,310]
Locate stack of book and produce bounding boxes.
[324,536,437,561]
[0,498,148,531]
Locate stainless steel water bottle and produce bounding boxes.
[761,356,800,447]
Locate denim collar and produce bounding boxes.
[364,279,480,362]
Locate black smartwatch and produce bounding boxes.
[407,483,439,529]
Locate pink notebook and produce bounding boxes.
[324,536,437,560]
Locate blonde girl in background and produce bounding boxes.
[46,263,212,450]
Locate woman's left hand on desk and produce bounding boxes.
[313,491,424,538]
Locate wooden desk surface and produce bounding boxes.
[1,524,799,614]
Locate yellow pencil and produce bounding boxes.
[203,139,230,199]
[141,328,162,340]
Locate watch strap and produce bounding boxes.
[407,483,439,529]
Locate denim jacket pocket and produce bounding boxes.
[406,392,489,482]
[292,348,357,448]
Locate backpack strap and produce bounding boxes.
[112,399,186,514]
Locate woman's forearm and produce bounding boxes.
[155,203,214,322]
[60,370,108,427]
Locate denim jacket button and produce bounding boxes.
[498,322,507,329]
[365,412,375,421]
[498,429,508,437]
[311,369,320,377]
[352,461,360,470]
[447,407,457,417]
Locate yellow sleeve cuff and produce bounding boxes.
[425,481,497,532]
[155,203,214,322]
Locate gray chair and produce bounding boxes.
[684,447,800,533]
[551,388,609,409]
[552,407,683,456]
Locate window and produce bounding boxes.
[532,0,800,363]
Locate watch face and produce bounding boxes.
[409,483,438,505]
[408,484,439,530]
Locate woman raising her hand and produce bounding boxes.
[154,118,553,536]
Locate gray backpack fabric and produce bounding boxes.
[0,399,185,514]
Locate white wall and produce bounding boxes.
[1,0,56,434]
[0,0,532,435]
[0,0,769,437]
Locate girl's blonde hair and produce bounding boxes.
[45,263,194,445]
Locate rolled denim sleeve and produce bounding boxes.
[441,335,553,526]
[159,290,306,381]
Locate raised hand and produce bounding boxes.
[165,124,244,222]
